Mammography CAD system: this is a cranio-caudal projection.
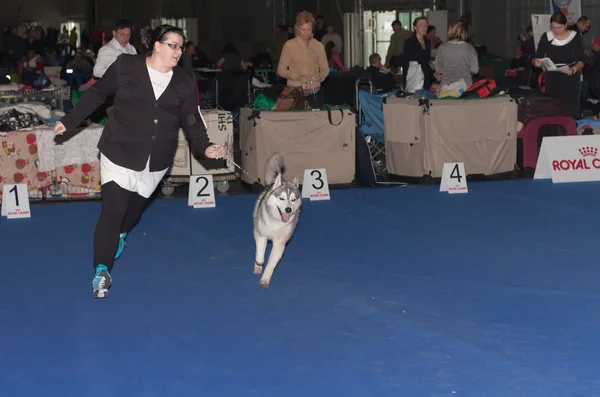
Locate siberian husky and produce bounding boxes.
[252,152,302,288]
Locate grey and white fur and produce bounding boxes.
[253,152,302,288]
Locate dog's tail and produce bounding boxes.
[264,152,285,186]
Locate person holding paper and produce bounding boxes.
[53,24,226,299]
[532,12,585,119]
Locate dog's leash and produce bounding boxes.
[214,143,267,190]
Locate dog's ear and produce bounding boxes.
[273,173,282,188]
[292,176,299,188]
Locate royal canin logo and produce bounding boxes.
[553,146,600,171]
[579,146,598,157]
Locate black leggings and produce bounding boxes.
[94,181,147,270]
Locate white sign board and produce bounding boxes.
[188,175,216,208]
[531,14,551,51]
[2,184,31,219]
[534,135,600,183]
[301,169,331,201]
[440,163,468,194]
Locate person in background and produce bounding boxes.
[518,25,535,65]
[314,15,326,41]
[533,11,585,119]
[366,53,397,92]
[216,43,253,72]
[385,20,411,69]
[402,16,434,90]
[434,20,479,88]
[53,24,226,299]
[569,16,591,36]
[325,41,345,71]
[321,25,342,55]
[93,19,137,79]
[427,25,442,49]
[277,10,329,108]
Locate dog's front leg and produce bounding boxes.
[253,234,268,275]
[259,238,285,288]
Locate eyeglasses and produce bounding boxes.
[160,42,184,52]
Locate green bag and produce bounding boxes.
[252,93,276,110]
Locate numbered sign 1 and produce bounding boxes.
[301,168,330,201]
[188,175,216,208]
[439,162,468,194]
[1,184,32,219]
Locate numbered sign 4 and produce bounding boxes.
[188,175,216,208]
[301,168,331,201]
[439,162,468,194]
[2,184,32,219]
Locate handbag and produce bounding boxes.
[275,86,309,111]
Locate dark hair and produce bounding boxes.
[369,53,381,64]
[413,16,428,28]
[325,40,335,61]
[221,42,239,55]
[140,24,185,50]
[550,12,567,25]
[391,20,401,27]
[115,18,132,30]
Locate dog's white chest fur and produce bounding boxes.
[252,152,302,288]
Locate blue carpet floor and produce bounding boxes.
[1,179,600,397]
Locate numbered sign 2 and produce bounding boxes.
[439,162,468,194]
[188,175,216,208]
[2,184,32,219]
[302,168,330,201]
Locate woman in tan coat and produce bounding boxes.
[277,11,330,109]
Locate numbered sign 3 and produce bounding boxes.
[439,162,468,194]
[2,184,32,219]
[188,175,216,208]
[301,168,331,201]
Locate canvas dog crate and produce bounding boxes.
[383,96,518,178]
[239,107,356,186]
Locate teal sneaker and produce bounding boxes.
[93,264,112,299]
[114,233,127,260]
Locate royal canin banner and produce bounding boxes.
[535,135,600,183]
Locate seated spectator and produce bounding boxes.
[366,53,397,92]
[216,43,253,73]
[66,50,93,80]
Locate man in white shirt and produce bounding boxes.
[93,19,137,79]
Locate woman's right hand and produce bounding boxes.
[54,121,66,135]
[533,58,542,68]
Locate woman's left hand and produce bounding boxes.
[205,144,226,159]
[561,67,575,75]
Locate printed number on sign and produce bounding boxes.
[302,168,331,201]
[439,162,468,194]
[311,170,324,190]
[2,184,31,219]
[196,176,210,197]
[188,174,216,208]
[9,185,19,206]
[450,164,462,183]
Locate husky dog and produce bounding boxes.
[253,152,302,288]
